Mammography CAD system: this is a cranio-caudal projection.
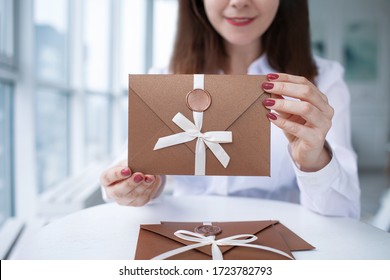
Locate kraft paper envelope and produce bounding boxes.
[128,74,270,176]
[134,221,315,260]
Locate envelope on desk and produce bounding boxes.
[134,221,315,260]
[128,74,270,176]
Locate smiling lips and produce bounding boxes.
[225,17,255,27]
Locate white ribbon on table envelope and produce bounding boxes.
[152,229,294,260]
[153,74,232,175]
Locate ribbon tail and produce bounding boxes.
[211,243,223,260]
[154,132,195,150]
[172,113,199,132]
[205,142,230,168]
[151,242,209,260]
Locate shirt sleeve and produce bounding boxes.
[291,59,361,219]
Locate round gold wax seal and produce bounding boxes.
[194,225,222,236]
[186,88,212,112]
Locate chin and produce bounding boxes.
[225,37,259,47]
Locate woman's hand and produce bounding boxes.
[262,73,334,172]
[100,160,164,206]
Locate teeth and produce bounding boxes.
[232,18,250,22]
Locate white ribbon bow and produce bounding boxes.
[153,111,232,175]
[152,230,294,260]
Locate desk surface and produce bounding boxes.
[16,195,390,260]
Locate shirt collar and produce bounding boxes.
[247,54,275,75]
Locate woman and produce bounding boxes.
[100,0,360,218]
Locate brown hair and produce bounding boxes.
[170,0,318,82]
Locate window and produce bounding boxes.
[35,89,70,193]
[85,94,110,163]
[34,0,68,84]
[0,0,14,65]
[121,0,147,86]
[83,0,110,92]
[0,82,13,228]
[120,0,178,78]
[152,0,178,69]
[0,0,181,226]
[119,0,178,147]
[34,0,70,192]
[83,0,111,163]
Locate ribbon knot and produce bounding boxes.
[151,230,294,260]
[153,111,232,175]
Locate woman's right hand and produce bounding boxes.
[100,160,164,206]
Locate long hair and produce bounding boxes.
[169,0,318,82]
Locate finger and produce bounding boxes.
[118,183,156,207]
[128,175,159,198]
[100,165,132,187]
[127,175,163,206]
[267,91,334,121]
[123,190,153,207]
[268,94,291,120]
[267,112,326,146]
[267,73,329,103]
[262,81,329,113]
[131,186,155,206]
[105,172,146,199]
[263,98,331,129]
[144,174,156,185]
[263,76,330,114]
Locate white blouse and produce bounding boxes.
[149,55,360,219]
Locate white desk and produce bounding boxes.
[15,195,390,259]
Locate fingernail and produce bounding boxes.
[267,73,279,80]
[262,99,275,107]
[134,174,144,183]
[145,176,154,183]
[121,168,131,177]
[267,112,278,120]
[262,82,274,90]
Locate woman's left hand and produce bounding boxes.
[262,73,334,172]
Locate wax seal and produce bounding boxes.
[194,225,222,236]
[186,88,212,112]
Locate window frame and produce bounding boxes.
[0,0,20,258]
[0,80,15,228]
[0,0,16,68]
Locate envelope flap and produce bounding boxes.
[145,220,280,256]
[273,223,315,251]
[213,220,280,254]
[129,75,269,135]
[140,222,211,255]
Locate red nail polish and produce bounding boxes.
[262,82,274,90]
[267,73,279,80]
[145,176,154,183]
[121,168,131,177]
[134,174,144,183]
[262,99,275,107]
[267,112,278,120]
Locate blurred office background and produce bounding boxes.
[0,0,389,259]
